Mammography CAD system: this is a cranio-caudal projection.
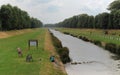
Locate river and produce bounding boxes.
[50,29,120,75]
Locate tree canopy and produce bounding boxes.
[54,0,120,29]
[108,0,120,12]
[0,4,43,31]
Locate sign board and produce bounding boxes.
[28,40,38,49]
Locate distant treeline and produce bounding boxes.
[0,4,43,31]
[54,0,120,29]
[44,24,55,27]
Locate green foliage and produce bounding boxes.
[58,47,71,64]
[63,32,70,35]
[108,0,120,11]
[53,0,120,29]
[51,33,71,64]
[79,36,90,42]
[30,18,43,28]
[93,40,102,46]
[0,4,43,31]
[117,45,120,55]
[105,43,117,53]
[52,33,62,48]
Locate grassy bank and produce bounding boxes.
[56,28,120,45]
[44,29,67,75]
[56,28,120,57]
[0,28,67,75]
[49,30,71,64]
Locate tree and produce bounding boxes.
[0,17,1,30]
[54,0,120,29]
[30,18,43,28]
[87,16,94,28]
[0,4,43,31]
[112,10,120,29]
[108,0,120,29]
[77,14,89,28]
[108,0,120,12]
[101,12,110,29]
[0,4,13,30]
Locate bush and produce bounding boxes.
[93,40,101,46]
[70,34,74,36]
[63,32,70,35]
[78,36,82,39]
[78,36,89,42]
[82,37,89,42]
[116,45,120,56]
[105,43,117,53]
[57,47,71,64]
[52,36,62,48]
[51,33,71,64]
[104,30,108,35]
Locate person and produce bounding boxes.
[50,56,55,62]
[17,47,22,57]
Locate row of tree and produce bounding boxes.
[55,0,120,29]
[0,4,43,31]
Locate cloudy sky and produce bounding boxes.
[0,0,114,24]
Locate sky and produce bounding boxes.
[0,0,114,24]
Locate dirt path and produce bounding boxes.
[0,32,10,38]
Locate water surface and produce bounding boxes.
[50,29,120,75]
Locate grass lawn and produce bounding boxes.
[0,28,67,75]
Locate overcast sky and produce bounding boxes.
[0,0,114,24]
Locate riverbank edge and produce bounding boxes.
[49,29,71,64]
[44,29,67,75]
[56,29,120,60]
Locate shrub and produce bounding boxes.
[78,36,82,39]
[104,30,108,35]
[105,43,117,53]
[72,34,77,37]
[116,45,120,56]
[82,37,89,42]
[51,33,71,64]
[63,32,70,35]
[70,34,74,36]
[78,36,89,42]
[52,36,62,48]
[93,40,101,46]
[57,47,71,64]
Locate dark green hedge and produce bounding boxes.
[63,32,70,35]
[105,43,117,53]
[51,33,71,64]
[93,40,102,46]
[58,47,71,64]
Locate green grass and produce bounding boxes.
[0,28,66,75]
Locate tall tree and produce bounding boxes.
[0,4,13,30]
[108,0,120,12]
[0,4,43,31]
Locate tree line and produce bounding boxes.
[55,0,120,29]
[0,4,43,31]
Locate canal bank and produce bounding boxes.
[50,29,120,75]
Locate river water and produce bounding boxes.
[50,29,120,75]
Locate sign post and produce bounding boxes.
[28,40,38,50]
